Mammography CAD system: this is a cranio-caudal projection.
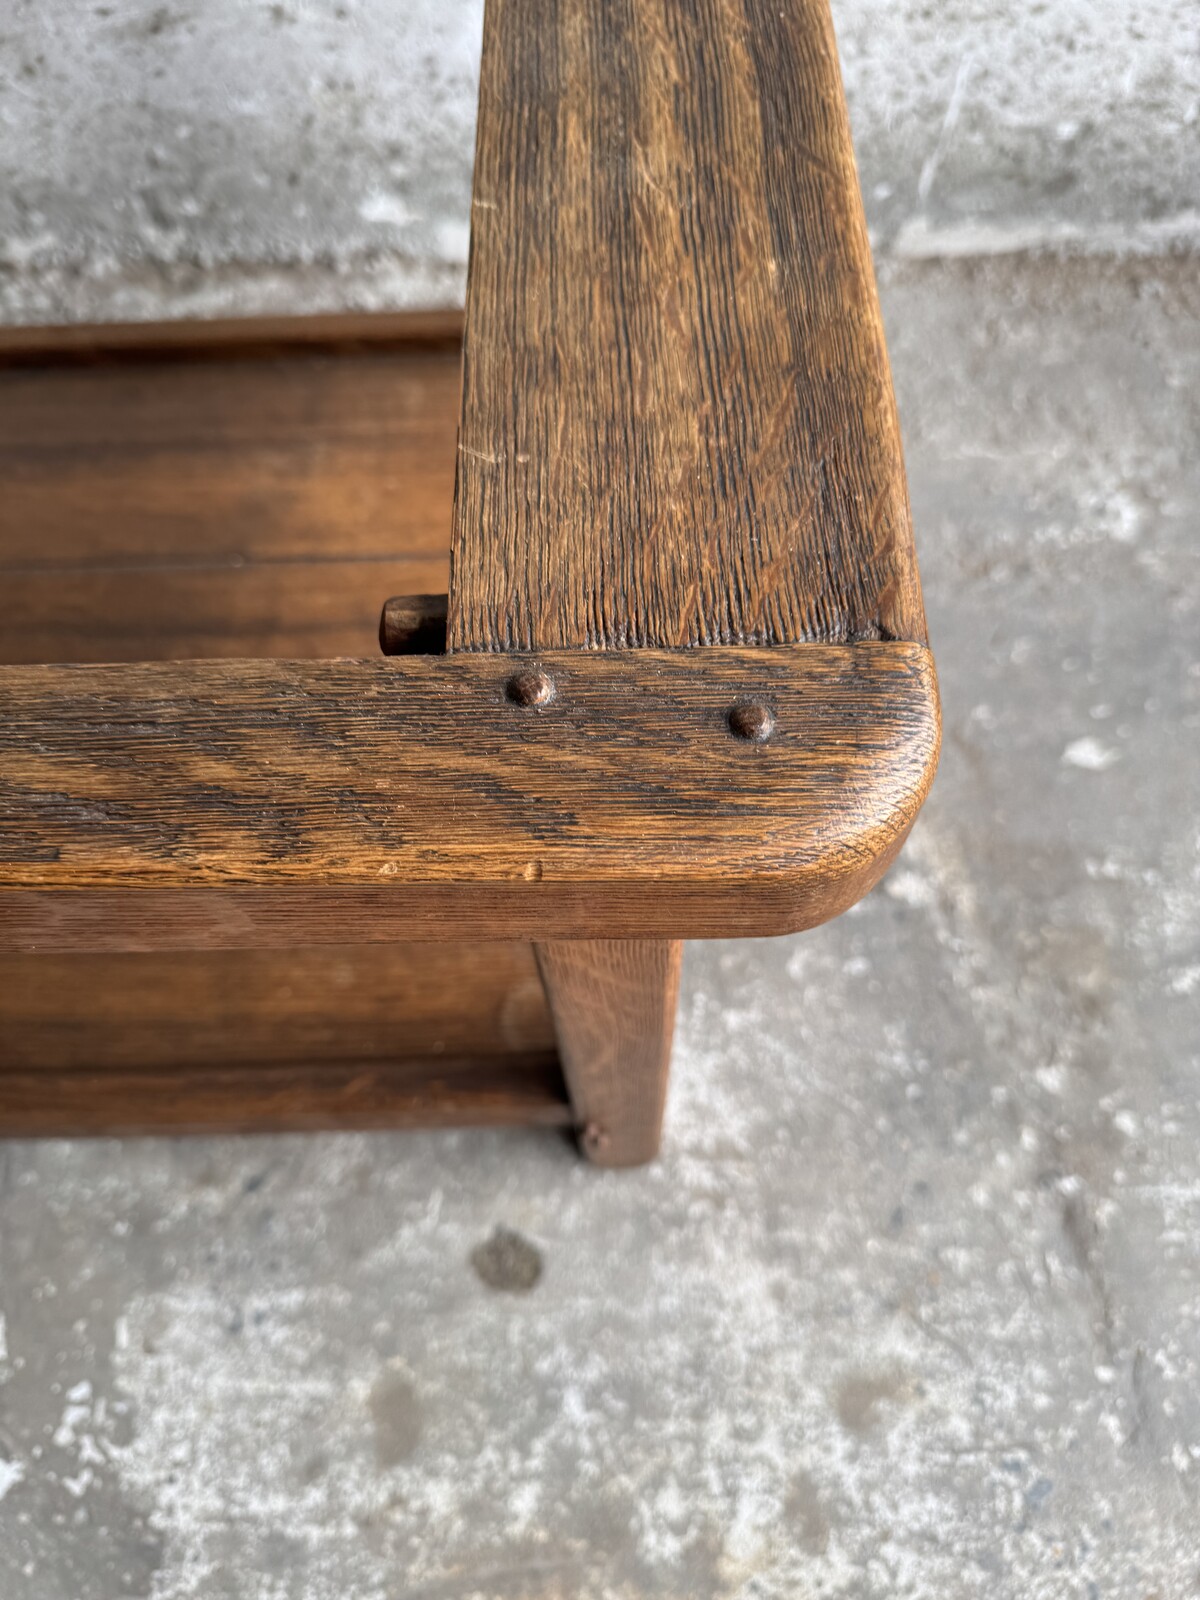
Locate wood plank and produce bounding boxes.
[535,940,681,1166]
[0,644,939,949]
[2,559,448,665]
[0,942,555,1072]
[0,309,463,367]
[0,325,461,662]
[449,0,925,652]
[0,1056,570,1138]
[0,343,461,573]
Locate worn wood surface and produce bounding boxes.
[0,323,461,662]
[535,940,681,1166]
[0,1056,570,1138]
[449,0,924,652]
[446,0,933,1159]
[0,6,938,1155]
[0,644,939,950]
[0,942,555,1071]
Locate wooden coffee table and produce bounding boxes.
[0,0,939,1164]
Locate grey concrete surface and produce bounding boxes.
[1,251,1198,1597]
[1,0,1198,324]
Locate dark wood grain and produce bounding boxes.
[0,343,461,571]
[449,0,924,652]
[0,4,938,1163]
[0,942,555,1072]
[4,561,450,666]
[0,644,939,950]
[447,0,933,1161]
[0,1056,570,1138]
[0,308,463,367]
[0,938,565,1137]
[0,324,461,662]
[535,940,681,1165]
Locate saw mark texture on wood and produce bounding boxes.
[449,0,924,652]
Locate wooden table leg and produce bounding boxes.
[534,940,682,1167]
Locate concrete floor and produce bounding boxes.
[3,0,1199,324]
[1,252,1198,1597]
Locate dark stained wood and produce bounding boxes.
[0,1056,570,1138]
[0,343,461,571]
[0,936,567,1138]
[448,0,925,653]
[0,1,939,1161]
[0,942,556,1072]
[446,0,938,1164]
[0,644,940,950]
[3,561,449,666]
[379,594,449,656]
[0,308,463,367]
[0,324,462,662]
[535,940,681,1166]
